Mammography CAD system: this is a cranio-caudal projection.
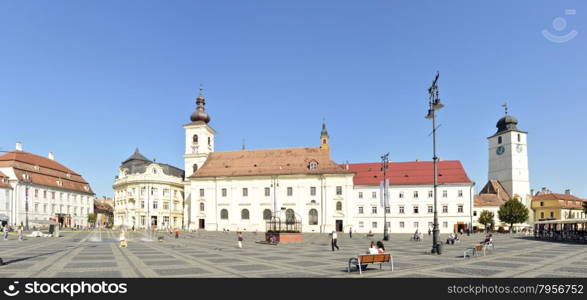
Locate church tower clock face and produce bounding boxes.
[516,144,523,153]
[496,145,505,155]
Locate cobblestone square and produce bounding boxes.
[0,230,585,278]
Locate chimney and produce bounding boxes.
[565,189,571,195]
[48,152,55,161]
[15,141,23,151]
[415,158,420,162]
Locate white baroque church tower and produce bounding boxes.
[183,91,215,229]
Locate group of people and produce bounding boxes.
[2,224,24,241]
[446,232,460,244]
[411,230,423,241]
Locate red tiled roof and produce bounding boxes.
[347,160,472,186]
[191,147,352,178]
[0,151,93,194]
[474,180,510,207]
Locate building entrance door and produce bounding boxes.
[199,219,205,229]
[335,220,343,232]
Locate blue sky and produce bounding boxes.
[1,1,585,198]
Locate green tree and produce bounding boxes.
[87,213,96,225]
[478,210,495,230]
[498,198,529,231]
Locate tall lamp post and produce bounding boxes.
[426,72,444,254]
[381,153,390,241]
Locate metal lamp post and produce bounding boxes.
[381,153,390,241]
[426,72,444,254]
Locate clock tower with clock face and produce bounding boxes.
[487,112,531,214]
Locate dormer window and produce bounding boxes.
[33,165,40,171]
[308,161,318,170]
[56,180,63,186]
[84,185,89,191]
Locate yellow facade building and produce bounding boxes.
[532,191,586,221]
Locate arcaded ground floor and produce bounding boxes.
[0,230,585,278]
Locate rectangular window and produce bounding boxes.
[358,206,364,214]
[43,191,47,199]
[372,222,378,228]
[358,192,363,199]
[265,187,270,197]
[372,192,377,199]
[413,206,419,214]
[141,201,145,209]
[163,202,169,210]
[413,191,418,198]
[336,186,342,195]
[443,221,448,228]
[287,187,293,196]
[458,190,463,197]
[141,216,146,226]
[35,189,39,198]
[222,188,227,197]
[550,211,554,218]
[51,192,55,200]
[442,205,448,213]
[153,201,158,209]
[163,189,169,197]
[399,206,405,214]
[242,188,248,197]
[399,192,404,199]
[428,190,433,198]
[310,187,316,196]
[540,202,544,207]
[414,222,419,228]
[399,222,405,228]
[163,216,170,225]
[199,189,205,197]
[385,207,390,213]
[473,210,477,216]
[372,206,377,214]
[458,205,464,213]
[43,204,47,213]
[442,190,448,198]
[428,205,433,213]
[141,187,146,196]
[359,221,364,228]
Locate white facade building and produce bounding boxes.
[0,142,95,228]
[113,149,185,229]
[348,162,475,234]
[181,92,476,234]
[0,172,13,226]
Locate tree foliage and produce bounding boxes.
[478,210,495,229]
[498,198,529,231]
[87,213,96,224]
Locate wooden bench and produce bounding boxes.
[348,254,393,274]
[463,245,486,258]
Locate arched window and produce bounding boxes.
[193,135,198,143]
[220,209,228,220]
[308,161,318,170]
[193,164,198,174]
[208,137,211,146]
[263,209,272,221]
[285,209,295,224]
[517,134,521,142]
[336,201,342,211]
[241,209,250,220]
[199,202,205,211]
[309,209,318,225]
[498,136,502,144]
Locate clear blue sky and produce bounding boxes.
[1,1,585,198]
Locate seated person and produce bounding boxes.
[376,241,386,254]
[368,241,379,254]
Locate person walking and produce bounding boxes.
[237,232,244,248]
[175,229,179,239]
[349,227,353,238]
[17,224,23,241]
[331,230,339,251]
[3,224,8,240]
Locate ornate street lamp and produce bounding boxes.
[426,72,444,254]
[381,153,390,241]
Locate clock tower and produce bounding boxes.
[487,109,531,214]
[184,91,215,177]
